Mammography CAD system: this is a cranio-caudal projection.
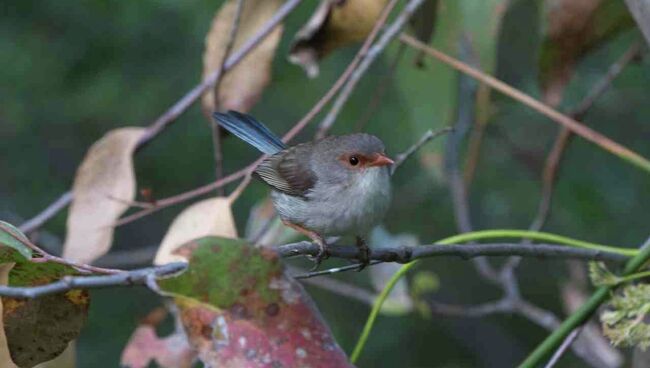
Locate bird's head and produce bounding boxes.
[312,134,393,186]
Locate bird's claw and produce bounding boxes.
[308,240,329,271]
[355,236,370,272]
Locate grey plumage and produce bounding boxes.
[212,111,391,242]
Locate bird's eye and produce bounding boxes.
[349,156,359,166]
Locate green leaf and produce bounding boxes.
[0,221,32,260]
[601,283,650,349]
[589,261,621,286]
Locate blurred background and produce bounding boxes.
[1,0,649,367]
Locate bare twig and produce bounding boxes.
[115,0,426,227]
[289,266,377,304]
[391,127,453,174]
[292,261,383,280]
[210,0,246,195]
[279,241,628,264]
[354,43,407,132]
[19,0,303,234]
[0,262,186,299]
[544,327,583,368]
[314,0,426,139]
[19,192,72,233]
[0,221,122,274]
[399,33,650,173]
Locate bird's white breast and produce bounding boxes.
[272,167,391,236]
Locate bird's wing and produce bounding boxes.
[254,145,317,198]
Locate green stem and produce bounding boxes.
[519,238,650,367]
[349,229,637,364]
[617,270,650,284]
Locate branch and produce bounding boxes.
[0,262,186,299]
[210,0,246,195]
[19,0,303,234]
[278,242,629,264]
[314,0,425,139]
[544,327,583,368]
[391,127,453,174]
[399,33,650,174]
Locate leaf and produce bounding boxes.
[0,249,90,368]
[34,343,75,368]
[121,308,196,368]
[202,0,283,115]
[539,0,634,104]
[62,127,145,263]
[289,0,389,77]
[159,237,352,368]
[0,264,18,368]
[601,283,650,349]
[625,0,650,46]
[0,221,32,260]
[154,197,237,265]
[3,290,89,368]
[589,261,620,286]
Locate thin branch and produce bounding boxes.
[399,33,650,173]
[544,327,583,368]
[354,42,407,132]
[314,0,425,139]
[292,261,383,280]
[115,0,425,227]
[278,242,629,264]
[210,0,246,195]
[19,192,73,233]
[391,127,453,175]
[19,0,303,234]
[0,262,186,299]
[289,266,377,304]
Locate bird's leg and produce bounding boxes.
[282,220,329,270]
[355,235,370,271]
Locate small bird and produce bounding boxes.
[212,111,393,269]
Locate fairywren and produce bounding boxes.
[212,111,393,269]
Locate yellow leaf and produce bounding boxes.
[289,0,389,77]
[202,0,283,115]
[63,128,145,263]
[154,197,238,265]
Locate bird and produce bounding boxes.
[212,111,393,269]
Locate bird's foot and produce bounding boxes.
[308,238,329,271]
[355,236,370,272]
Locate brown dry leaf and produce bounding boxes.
[202,0,283,115]
[154,197,238,265]
[540,0,633,105]
[62,128,145,263]
[289,0,389,77]
[34,343,75,368]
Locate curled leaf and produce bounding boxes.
[289,0,389,77]
[202,0,283,115]
[540,0,633,104]
[63,128,145,263]
[589,261,621,286]
[0,221,32,260]
[159,237,352,367]
[154,197,237,265]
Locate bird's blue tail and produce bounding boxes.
[212,111,286,155]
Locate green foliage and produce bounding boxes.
[589,261,621,286]
[601,283,650,349]
[159,236,282,308]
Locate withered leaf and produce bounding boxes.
[121,308,195,368]
[289,0,389,77]
[154,197,237,265]
[159,237,353,368]
[62,128,145,263]
[540,0,633,104]
[202,0,284,115]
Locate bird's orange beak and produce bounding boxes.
[368,153,394,167]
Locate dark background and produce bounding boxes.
[1,1,649,367]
